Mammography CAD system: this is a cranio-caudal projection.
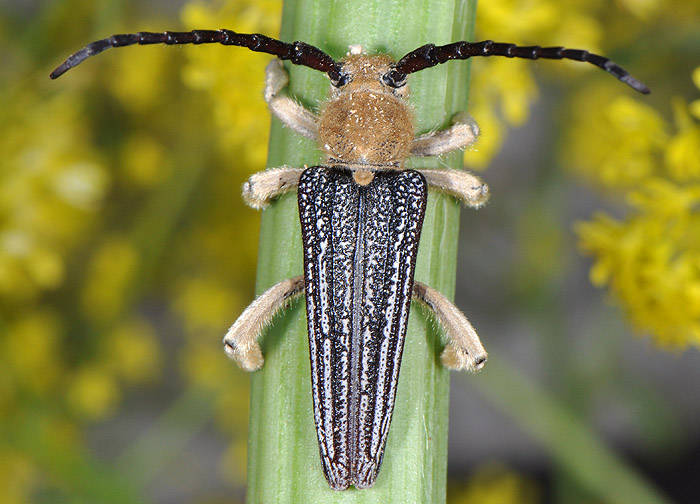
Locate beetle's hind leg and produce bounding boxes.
[412,281,487,372]
[265,59,319,140]
[243,166,305,209]
[411,111,479,157]
[223,275,305,371]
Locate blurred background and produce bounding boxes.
[1,0,699,502]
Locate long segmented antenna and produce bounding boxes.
[50,29,342,81]
[385,40,650,94]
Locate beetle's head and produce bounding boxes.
[329,46,410,100]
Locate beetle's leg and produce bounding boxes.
[265,59,319,140]
[411,112,479,157]
[243,166,305,209]
[223,275,305,371]
[412,281,487,372]
[420,169,489,208]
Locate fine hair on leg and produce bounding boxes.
[412,281,487,372]
[223,275,305,371]
[411,112,479,157]
[420,169,489,208]
[265,59,319,140]
[242,166,305,209]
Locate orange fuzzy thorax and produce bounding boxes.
[318,54,414,173]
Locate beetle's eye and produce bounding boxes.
[330,71,350,88]
[382,69,407,89]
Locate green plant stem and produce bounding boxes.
[246,0,476,501]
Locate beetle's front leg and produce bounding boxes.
[223,275,305,371]
[411,112,479,157]
[265,59,319,140]
[420,169,489,208]
[412,281,487,373]
[243,166,305,209]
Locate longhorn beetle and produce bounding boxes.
[51,30,649,491]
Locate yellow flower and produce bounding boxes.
[477,0,560,41]
[101,318,163,384]
[181,0,282,167]
[564,87,669,188]
[179,341,237,390]
[81,235,140,323]
[450,464,540,504]
[66,365,121,420]
[464,102,506,170]
[464,58,539,170]
[690,67,700,120]
[174,276,242,334]
[219,438,248,485]
[105,40,172,112]
[665,97,700,180]
[579,203,700,347]
[2,310,63,397]
[616,0,666,20]
[0,451,37,504]
[119,133,173,188]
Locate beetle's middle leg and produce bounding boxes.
[223,275,305,371]
[412,281,487,372]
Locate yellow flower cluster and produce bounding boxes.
[181,0,282,168]
[171,0,284,485]
[2,4,241,500]
[0,91,108,303]
[572,69,700,348]
[462,0,700,352]
[465,0,603,169]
